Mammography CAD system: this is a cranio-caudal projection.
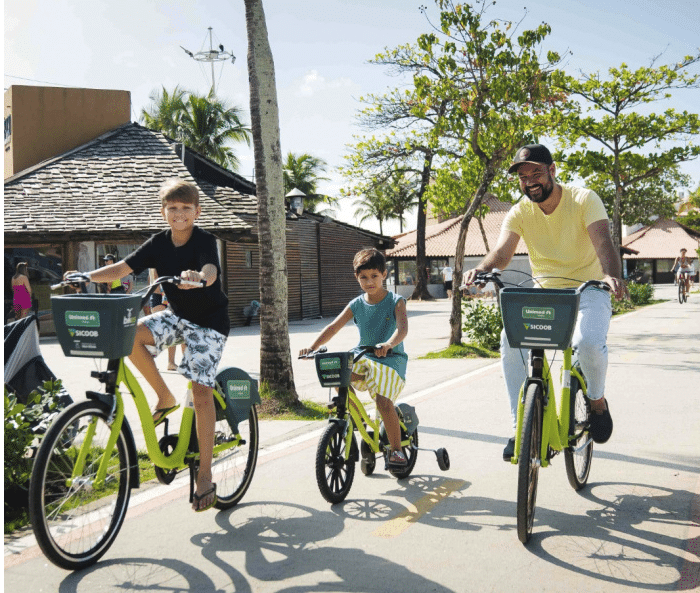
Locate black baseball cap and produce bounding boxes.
[102,254,117,262]
[508,144,553,174]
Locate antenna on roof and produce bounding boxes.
[180,27,235,96]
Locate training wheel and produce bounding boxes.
[436,447,450,471]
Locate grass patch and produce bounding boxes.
[612,298,666,315]
[420,342,500,360]
[257,383,329,420]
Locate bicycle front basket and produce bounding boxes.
[499,287,580,350]
[51,293,142,358]
[314,351,353,388]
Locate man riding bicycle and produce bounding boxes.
[462,144,627,461]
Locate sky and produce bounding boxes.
[5,0,700,235]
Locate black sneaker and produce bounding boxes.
[589,400,613,444]
[503,437,515,462]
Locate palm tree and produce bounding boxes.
[178,91,251,171]
[353,188,393,235]
[283,152,336,214]
[245,0,298,400]
[140,88,251,172]
[141,86,187,139]
[384,173,419,233]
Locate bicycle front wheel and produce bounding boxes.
[28,401,132,570]
[213,404,259,509]
[316,422,356,504]
[679,281,684,304]
[516,383,543,544]
[564,375,594,490]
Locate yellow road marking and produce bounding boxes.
[372,479,466,538]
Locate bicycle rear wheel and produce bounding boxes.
[516,383,543,544]
[213,405,259,509]
[679,281,684,304]
[564,374,594,490]
[28,401,132,570]
[316,422,356,504]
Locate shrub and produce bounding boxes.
[461,299,503,351]
[4,380,63,526]
[628,281,654,306]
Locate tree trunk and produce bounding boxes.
[449,171,496,345]
[410,153,434,301]
[245,0,297,399]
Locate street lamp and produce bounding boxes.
[286,187,305,215]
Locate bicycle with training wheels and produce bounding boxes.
[300,346,450,504]
[28,275,260,570]
[678,270,691,304]
[471,271,610,544]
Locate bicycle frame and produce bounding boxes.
[511,347,587,467]
[333,386,411,460]
[70,357,242,489]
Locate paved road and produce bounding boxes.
[5,285,699,592]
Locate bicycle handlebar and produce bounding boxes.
[298,344,393,362]
[52,275,207,310]
[460,271,610,294]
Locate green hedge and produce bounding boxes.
[461,299,503,351]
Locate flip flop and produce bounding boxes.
[152,404,180,427]
[192,484,217,513]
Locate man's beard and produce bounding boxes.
[524,175,554,203]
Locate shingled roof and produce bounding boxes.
[4,122,252,242]
[621,218,700,259]
[387,195,528,258]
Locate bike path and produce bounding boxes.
[5,286,699,592]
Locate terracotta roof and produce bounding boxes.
[622,218,700,259]
[4,123,251,239]
[387,195,528,258]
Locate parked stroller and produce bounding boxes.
[4,314,73,435]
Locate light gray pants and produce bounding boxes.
[500,288,612,430]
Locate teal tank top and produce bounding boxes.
[349,291,408,380]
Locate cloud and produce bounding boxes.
[294,69,354,98]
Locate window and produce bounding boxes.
[245,250,252,268]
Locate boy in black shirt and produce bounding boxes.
[80,179,229,512]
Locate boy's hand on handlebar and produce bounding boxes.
[602,275,628,300]
[179,270,206,289]
[298,347,313,358]
[462,268,485,288]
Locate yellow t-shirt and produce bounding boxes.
[503,185,608,288]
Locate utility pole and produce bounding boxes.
[181,27,235,96]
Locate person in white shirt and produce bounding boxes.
[442,265,454,298]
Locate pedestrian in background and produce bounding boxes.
[11,262,33,319]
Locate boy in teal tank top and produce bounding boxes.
[299,248,409,466]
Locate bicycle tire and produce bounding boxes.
[213,405,260,509]
[564,375,594,490]
[315,422,356,504]
[679,281,684,304]
[516,383,543,544]
[28,401,132,570]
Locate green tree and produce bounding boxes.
[141,85,187,138]
[416,0,566,344]
[245,0,297,400]
[555,54,700,256]
[282,152,336,214]
[141,88,251,172]
[384,172,420,233]
[178,91,251,172]
[676,182,700,233]
[352,186,394,236]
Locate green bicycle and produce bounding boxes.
[475,271,610,544]
[300,346,450,504]
[28,275,260,570]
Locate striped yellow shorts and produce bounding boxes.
[351,358,405,403]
